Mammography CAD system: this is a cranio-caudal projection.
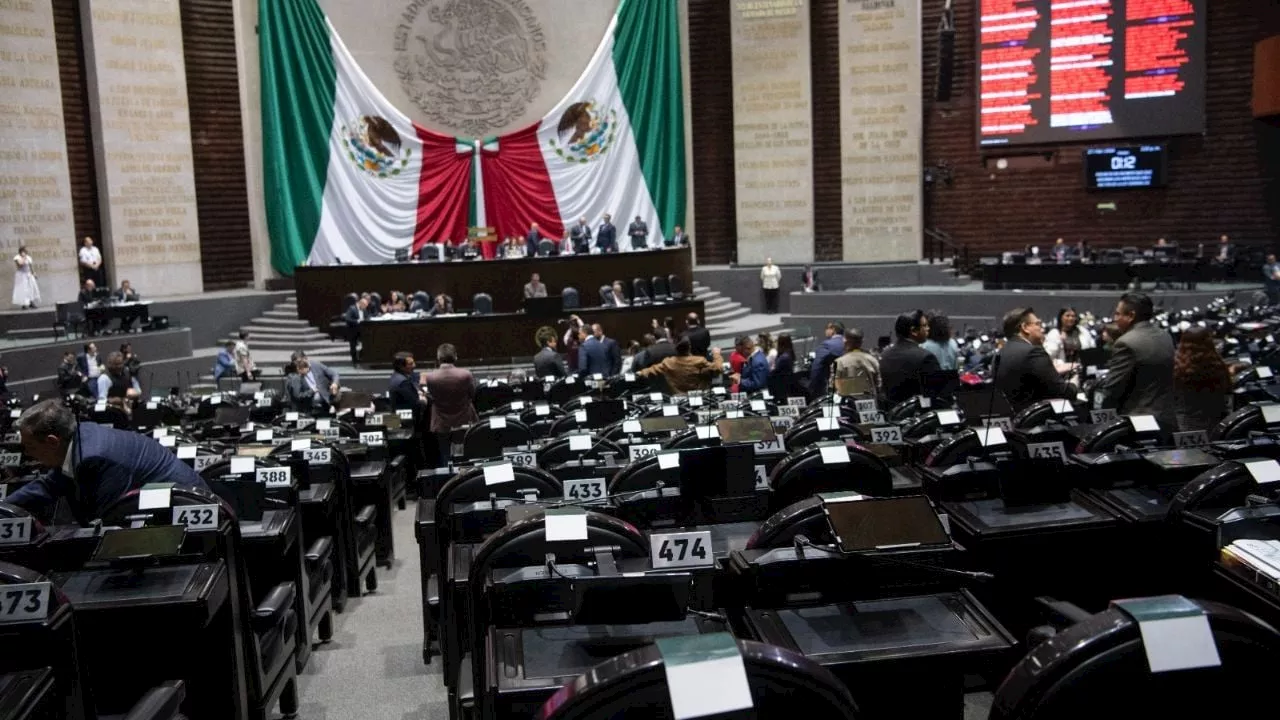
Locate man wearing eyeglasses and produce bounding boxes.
[994,307,1077,412]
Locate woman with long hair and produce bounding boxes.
[1172,326,1231,432]
[1044,306,1095,363]
[921,311,958,371]
[757,332,776,369]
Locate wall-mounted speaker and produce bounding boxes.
[935,9,956,102]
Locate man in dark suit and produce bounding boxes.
[681,312,711,359]
[994,307,1076,412]
[569,217,592,255]
[344,297,368,365]
[807,321,846,397]
[423,344,478,428]
[113,279,139,302]
[879,310,942,407]
[388,352,424,411]
[1096,292,1176,428]
[667,225,688,248]
[596,214,617,254]
[286,356,338,411]
[578,323,621,377]
[8,400,210,525]
[628,215,649,250]
[526,222,544,257]
[533,327,568,378]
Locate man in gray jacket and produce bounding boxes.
[1095,292,1176,428]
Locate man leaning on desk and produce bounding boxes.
[6,400,210,525]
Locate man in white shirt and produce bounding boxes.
[78,236,103,285]
[760,257,782,314]
[78,342,101,398]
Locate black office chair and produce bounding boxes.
[461,416,533,461]
[547,378,592,406]
[368,292,382,312]
[537,435,622,467]
[417,245,441,262]
[667,274,684,300]
[744,496,836,550]
[472,293,494,315]
[768,442,893,510]
[1074,415,1171,454]
[632,278,651,305]
[436,465,563,511]
[537,639,857,720]
[991,598,1280,720]
[1211,403,1279,441]
[650,275,670,301]
[538,239,555,257]
[609,453,681,496]
[561,287,580,310]
[410,291,431,313]
[784,417,859,450]
[598,285,614,307]
[662,427,721,451]
[53,301,86,341]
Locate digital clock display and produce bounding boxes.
[1084,145,1166,190]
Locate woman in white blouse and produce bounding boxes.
[1043,306,1095,363]
[12,246,40,309]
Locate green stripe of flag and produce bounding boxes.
[613,0,686,235]
[260,0,337,275]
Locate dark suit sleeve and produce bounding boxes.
[1028,345,1074,399]
[577,344,587,374]
[556,354,568,377]
[920,349,941,375]
[1096,338,1136,409]
[609,342,622,376]
[4,471,69,521]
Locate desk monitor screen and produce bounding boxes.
[825,496,950,553]
[236,445,276,459]
[715,416,776,444]
[638,416,688,434]
[92,525,186,561]
[1078,347,1109,370]
[214,406,251,427]
[954,388,1012,422]
[584,399,625,427]
[208,478,267,522]
[337,392,373,410]
[573,572,692,625]
[678,443,755,499]
[523,296,563,317]
[237,382,262,397]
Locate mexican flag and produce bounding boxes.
[260,0,685,274]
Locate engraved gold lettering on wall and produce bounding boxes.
[83,0,202,295]
[0,0,79,304]
[732,0,814,264]
[839,0,922,262]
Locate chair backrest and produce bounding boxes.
[462,416,533,460]
[598,285,613,306]
[769,442,893,510]
[342,293,359,312]
[537,435,623,468]
[632,278,651,302]
[667,274,684,298]
[745,496,830,550]
[539,239,555,256]
[472,292,494,315]
[562,287,580,309]
[651,276,670,299]
[418,244,440,261]
[369,292,382,307]
[436,465,562,508]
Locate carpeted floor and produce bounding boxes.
[294,505,997,719]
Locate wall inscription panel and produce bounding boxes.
[0,0,79,304]
[731,0,814,265]
[81,0,202,296]
[839,0,922,262]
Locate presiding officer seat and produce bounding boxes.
[534,638,858,720]
[992,597,1280,720]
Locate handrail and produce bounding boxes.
[924,228,974,277]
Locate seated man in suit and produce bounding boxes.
[994,307,1076,412]
[524,273,548,299]
[114,279,139,302]
[578,323,622,377]
[78,278,97,305]
[533,326,568,378]
[879,310,942,407]
[285,357,338,412]
[8,400,210,525]
[606,281,629,308]
[667,225,688,247]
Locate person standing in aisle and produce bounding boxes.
[12,246,40,309]
[760,257,781,314]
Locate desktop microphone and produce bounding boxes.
[981,353,1002,442]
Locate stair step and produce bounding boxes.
[240,325,325,337]
[231,339,347,352]
[706,307,751,323]
[262,310,302,320]
[703,297,735,310]
[247,316,311,327]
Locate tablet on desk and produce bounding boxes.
[92,525,186,563]
[824,496,950,553]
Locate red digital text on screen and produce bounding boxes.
[1048,0,1115,127]
[979,0,1042,138]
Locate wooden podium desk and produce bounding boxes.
[294,247,693,328]
[357,299,704,365]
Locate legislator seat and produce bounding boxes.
[650,275,670,300]
[472,293,494,315]
[768,442,893,510]
[538,239,555,257]
[667,274,684,299]
[561,287,580,310]
[461,416,533,461]
[632,278,651,305]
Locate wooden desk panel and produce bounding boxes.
[358,299,704,365]
[294,247,693,328]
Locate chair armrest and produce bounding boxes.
[305,536,333,568]
[123,680,186,720]
[389,454,406,471]
[354,504,377,525]
[252,582,297,634]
